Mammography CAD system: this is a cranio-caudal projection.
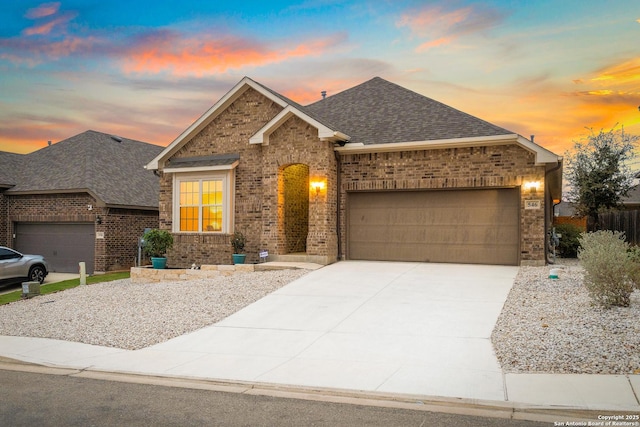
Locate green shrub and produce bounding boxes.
[231,231,246,254]
[554,223,582,258]
[142,229,174,258]
[578,230,635,308]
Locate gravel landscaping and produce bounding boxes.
[1,262,638,375]
[0,269,309,350]
[492,259,640,375]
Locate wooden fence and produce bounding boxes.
[553,216,587,231]
[598,210,640,245]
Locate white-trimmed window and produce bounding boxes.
[173,172,233,233]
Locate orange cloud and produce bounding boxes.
[397,6,471,38]
[0,106,175,154]
[121,31,347,76]
[416,36,455,52]
[397,4,504,51]
[542,57,640,152]
[0,119,77,154]
[282,79,358,105]
[554,57,640,144]
[591,57,640,86]
[25,2,60,19]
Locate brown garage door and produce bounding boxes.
[348,189,519,265]
[15,223,95,273]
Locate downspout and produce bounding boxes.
[334,150,342,261]
[545,161,563,265]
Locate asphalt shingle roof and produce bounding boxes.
[304,77,514,144]
[0,151,25,187]
[6,130,164,208]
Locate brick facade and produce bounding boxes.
[160,88,338,267]
[3,193,158,272]
[339,145,546,264]
[158,85,549,267]
[0,192,8,247]
[160,87,282,266]
[96,208,159,271]
[263,115,338,263]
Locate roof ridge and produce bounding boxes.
[248,78,306,110]
[304,76,514,145]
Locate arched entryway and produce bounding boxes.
[281,164,309,254]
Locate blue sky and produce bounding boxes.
[1,0,638,156]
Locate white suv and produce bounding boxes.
[0,246,48,285]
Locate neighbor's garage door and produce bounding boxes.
[348,189,519,265]
[15,223,95,273]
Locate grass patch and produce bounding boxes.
[0,271,130,306]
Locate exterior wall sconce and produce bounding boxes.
[310,180,325,196]
[524,181,540,194]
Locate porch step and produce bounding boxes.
[255,262,324,271]
[267,254,326,264]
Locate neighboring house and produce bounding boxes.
[147,77,563,267]
[0,130,163,273]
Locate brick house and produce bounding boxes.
[0,130,162,273]
[146,77,562,267]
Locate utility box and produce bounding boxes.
[21,281,41,299]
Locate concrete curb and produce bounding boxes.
[0,358,616,424]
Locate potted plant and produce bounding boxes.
[142,229,174,269]
[231,231,246,264]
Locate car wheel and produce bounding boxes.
[29,266,46,284]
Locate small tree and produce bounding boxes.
[142,229,174,258]
[231,231,246,254]
[564,126,638,230]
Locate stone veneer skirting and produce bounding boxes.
[130,264,290,283]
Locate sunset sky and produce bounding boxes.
[1,0,639,161]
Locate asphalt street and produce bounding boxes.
[0,368,551,427]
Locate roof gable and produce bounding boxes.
[147,77,289,170]
[249,105,350,145]
[7,130,163,208]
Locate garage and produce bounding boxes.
[347,189,520,265]
[15,223,95,273]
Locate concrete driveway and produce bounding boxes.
[134,261,518,400]
[1,261,517,401]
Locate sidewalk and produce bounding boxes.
[0,334,638,414]
[0,261,638,419]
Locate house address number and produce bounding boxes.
[525,200,541,210]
